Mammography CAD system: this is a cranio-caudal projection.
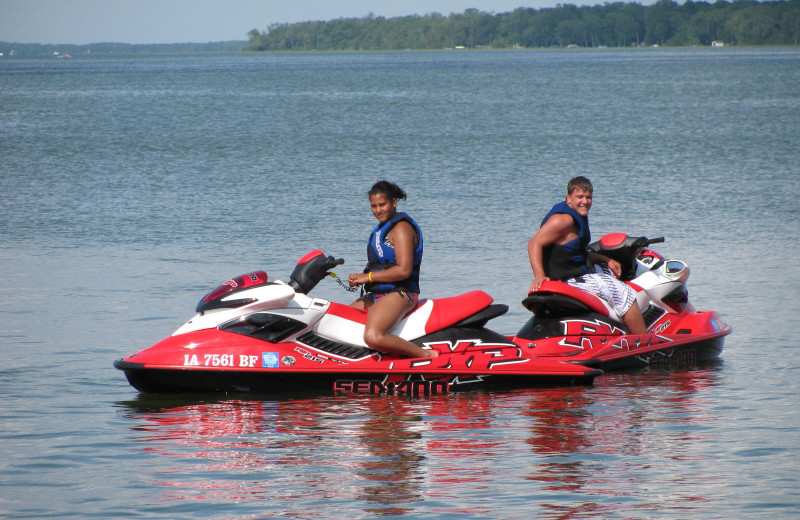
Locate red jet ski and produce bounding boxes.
[509,233,731,370]
[114,251,601,395]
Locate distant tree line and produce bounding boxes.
[0,41,246,59]
[246,0,800,50]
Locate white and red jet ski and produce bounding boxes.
[114,250,601,395]
[509,234,731,370]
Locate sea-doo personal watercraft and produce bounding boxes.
[114,251,601,395]
[510,233,731,370]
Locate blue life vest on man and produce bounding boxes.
[540,201,591,280]
[365,212,423,293]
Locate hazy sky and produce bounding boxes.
[0,0,654,45]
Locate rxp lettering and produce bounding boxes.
[558,319,624,350]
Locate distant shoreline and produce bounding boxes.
[0,41,248,59]
[2,40,797,59]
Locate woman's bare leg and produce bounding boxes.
[362,292,438,358]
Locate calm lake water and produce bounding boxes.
[1,47,799,519]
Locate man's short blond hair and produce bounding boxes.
[567,176,593,195]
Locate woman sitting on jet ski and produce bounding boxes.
[348,181,439,359]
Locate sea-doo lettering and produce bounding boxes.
[334,379,449,395]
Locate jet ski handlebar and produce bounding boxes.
[289,251,345,294]
[325,256,346,269]
[588,234,667,281]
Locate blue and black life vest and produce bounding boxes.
[540,201,592,280]
[364,212,423,293]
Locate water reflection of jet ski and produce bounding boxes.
[509,234,731,371]
[114,250,601,395]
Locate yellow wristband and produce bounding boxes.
[368,272,373,282]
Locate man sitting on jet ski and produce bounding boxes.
[527,176,648,335]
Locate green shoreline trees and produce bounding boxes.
[246,0,800,50]
[2,0,797,57]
